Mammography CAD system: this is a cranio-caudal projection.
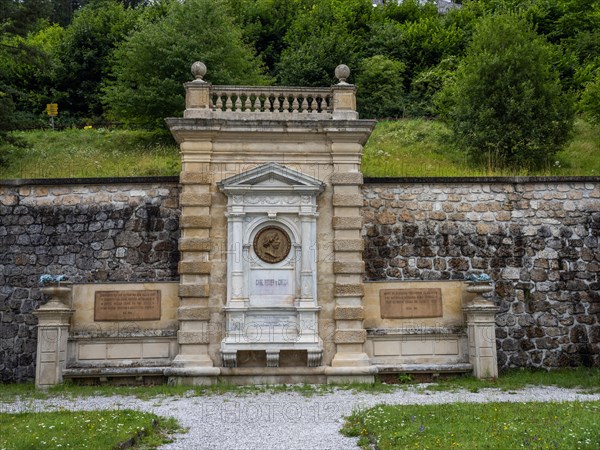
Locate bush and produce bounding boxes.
[356,55,405,119]
[580,70,600,124]
[438,13,574,169]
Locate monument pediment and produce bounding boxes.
[217,162,326,194]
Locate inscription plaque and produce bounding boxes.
[253,226,291,264]
[379,288,443,319]
[94,290,161,321]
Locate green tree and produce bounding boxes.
[103,0,269,127]
[276,0,373,86]
[52,0,139,120]
[438,12,574,169]
[355,55,405,119]
[580,69,600,123]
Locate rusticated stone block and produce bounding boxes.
[332,194,363,207]
[334,283,364,297]
[334,239,364,252]
[333,261,365,274]
[180,192,212,207]
[178,306,210,321]
[180,171,212,184]
[334,306,365,320]
[177,331,210,344]
[178,261,211,274]
[333,216,363,229]
[330,172,363,185]
[179,284,209,298]
[181,216,212,229]
[334,329,367,344]
[179,237,212,251]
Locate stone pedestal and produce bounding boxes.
[34,286,73,389]
[463,283,500,379]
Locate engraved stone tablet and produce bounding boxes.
[380,288,443,319]
[253,226,291,264]
[94,290,161,321]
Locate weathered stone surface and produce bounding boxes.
[333,261,365,274]
[334,329,367,344]
[180,171,212,184]
[179,238,212,252]
[178,261,211,274]
[179,284,209,298]
[332,194,363,207]
[334,239,364,252]
[177,330,210,344]
[330,172,363,185]
[333,216,362,229]
[180,192,212,207]
[363,180,600,370]
[334,284,364,297]
[180,216,212,229]
[178,306,210,321]
[334,306,365,320]
[0,181,180,383]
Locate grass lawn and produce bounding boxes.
[0,368,598,402]
[0,128,180,179]
[1,119,598,179]
[361,118,600,177]
[0,409,179,450]
[341,401,600,449]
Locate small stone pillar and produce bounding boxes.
[463,283,500,379]
[331,64,358,120]
[34,286,73,389]
[184,61,211,113]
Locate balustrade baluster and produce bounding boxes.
[225,93,233,112]
[253,95,261,112]
[282,95,290,112]
[235,94,242,112]
[292,95,299,113]
[244,94,252,112]
[215,94,223,111]
[273,95,281,112]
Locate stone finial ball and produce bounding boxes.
[191,61,207,81]
[335,64,351,84]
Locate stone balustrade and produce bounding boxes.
[209,86,333,114]
[183,62,358,120]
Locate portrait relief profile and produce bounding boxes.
[253,226,291,264]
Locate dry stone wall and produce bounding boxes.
[0,178,180,382]
[362,178,600,371]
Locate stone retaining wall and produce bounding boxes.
[0,178,180,382]
[2,175,599,382]
[362,177,600,370]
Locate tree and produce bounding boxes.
[355,55,405,119]
[580,69,600,124]
[276,0,373,86]
[102,0,269,127]
[438,13,574,169]
[52,0,139,120]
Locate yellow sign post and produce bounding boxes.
[46,103,58,130]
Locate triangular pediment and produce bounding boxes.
[218,163,326,194]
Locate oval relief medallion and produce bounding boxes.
[253,226,291,264]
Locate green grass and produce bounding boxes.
[0,410,180,449]
[1,368,598,402]
[361,118,600,177]
[341,401,600,449]
[1,119,598,179]
[424,367,600,394]
[0,128,180,179]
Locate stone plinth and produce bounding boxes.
[34,286,73,388]
[463,283,500,379]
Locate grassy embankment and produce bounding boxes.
[1,118,599,179]
[0,410,179,449]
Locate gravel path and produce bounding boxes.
[2,386,599,449]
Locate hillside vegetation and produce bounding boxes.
[1,119,598,180]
